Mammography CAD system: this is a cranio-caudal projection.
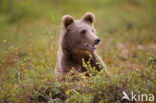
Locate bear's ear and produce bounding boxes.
[82,12,95,24]
[62,15,74,29]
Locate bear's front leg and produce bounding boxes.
[91,52,108,74]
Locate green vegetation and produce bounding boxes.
[0,0,156,102]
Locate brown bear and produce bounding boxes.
[55,12,107,80]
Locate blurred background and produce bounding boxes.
[0,0,155,51]
[0,0,156,102]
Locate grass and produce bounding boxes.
[0,0,156,102]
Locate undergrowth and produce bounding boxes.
[0,0,156,103]
[0,34,155,103]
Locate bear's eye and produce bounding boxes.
[81,30,86,35]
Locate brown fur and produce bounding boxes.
[55,12,107,80]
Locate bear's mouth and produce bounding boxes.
[87,45,96,52]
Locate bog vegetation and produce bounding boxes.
[0,0,156,103]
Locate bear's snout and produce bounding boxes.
[94,38,101,45]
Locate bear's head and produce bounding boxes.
[62,12,100,55]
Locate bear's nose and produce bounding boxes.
[94,38,101,45]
